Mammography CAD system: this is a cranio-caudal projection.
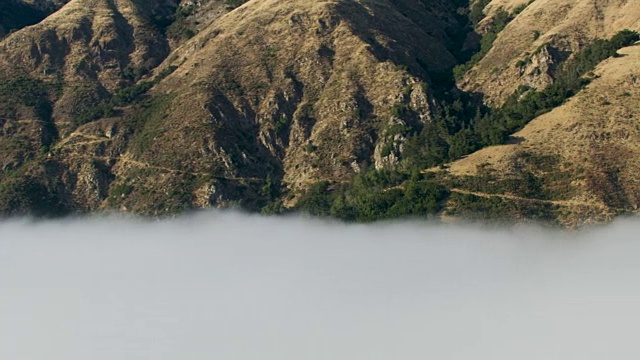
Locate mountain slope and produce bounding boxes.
[93,0,462,213]
[0,0,465,215]
[445,41,640,225]
[1,0,639,226]
[461,0,640,105]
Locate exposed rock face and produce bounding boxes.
[517,43,565,90]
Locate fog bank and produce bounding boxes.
[2,213,640,359]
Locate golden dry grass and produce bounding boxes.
[463,0,640,105]
[447,42,640,223]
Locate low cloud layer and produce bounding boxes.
[2,213,640,359]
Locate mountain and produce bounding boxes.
[0,0,638,226]
[0,0,464,215]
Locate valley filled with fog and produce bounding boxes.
[2,213,640,359]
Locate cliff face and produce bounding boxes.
[0,0,463,215]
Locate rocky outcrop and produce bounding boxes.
[517,43,565,90]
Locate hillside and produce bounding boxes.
[0,0,639,226]
[0,0,464,215]
[460,0,640,105]
[443,41,640,226]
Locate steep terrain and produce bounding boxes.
[0,0,639,226]
[0,0,180,214]
[444,41,640,226]
[0,0,464,215]
[461,0,640,105]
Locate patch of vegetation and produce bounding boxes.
[380,142,394,157]
[390,102,411,120]
[447,192,559,223]
[584,147,631,209]
[224,0,249,11]
[532,30,541,40]
[453,8,515,81]
[165,4,197,40]
[0,76,61,117]
[473,29,640,145]
[274,114,289,136]
[385,122,410,137]
[0,76,61,146]
[107,183,134,206]
[125,93,177,156]
[447,163,548,200]
[146,2,197,40]
[296,169,449,222]
[467,0,491,27]
[73,66,177,127]
[403,30,640,171]
[0,176,67,217]
[304,143,317,153]
[401,91,482,169]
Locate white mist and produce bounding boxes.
[1,213,639,359]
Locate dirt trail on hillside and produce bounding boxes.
[450,188,611,209]
[66,153,261,183]
[56,131,262,182]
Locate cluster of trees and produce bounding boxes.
[296,170,449,222]
[0,175,66,217]
[474,29,640,145]
[453,8,514,81]
[402,29,640,169]
[295,29,639,222]
[162,4,198,40]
